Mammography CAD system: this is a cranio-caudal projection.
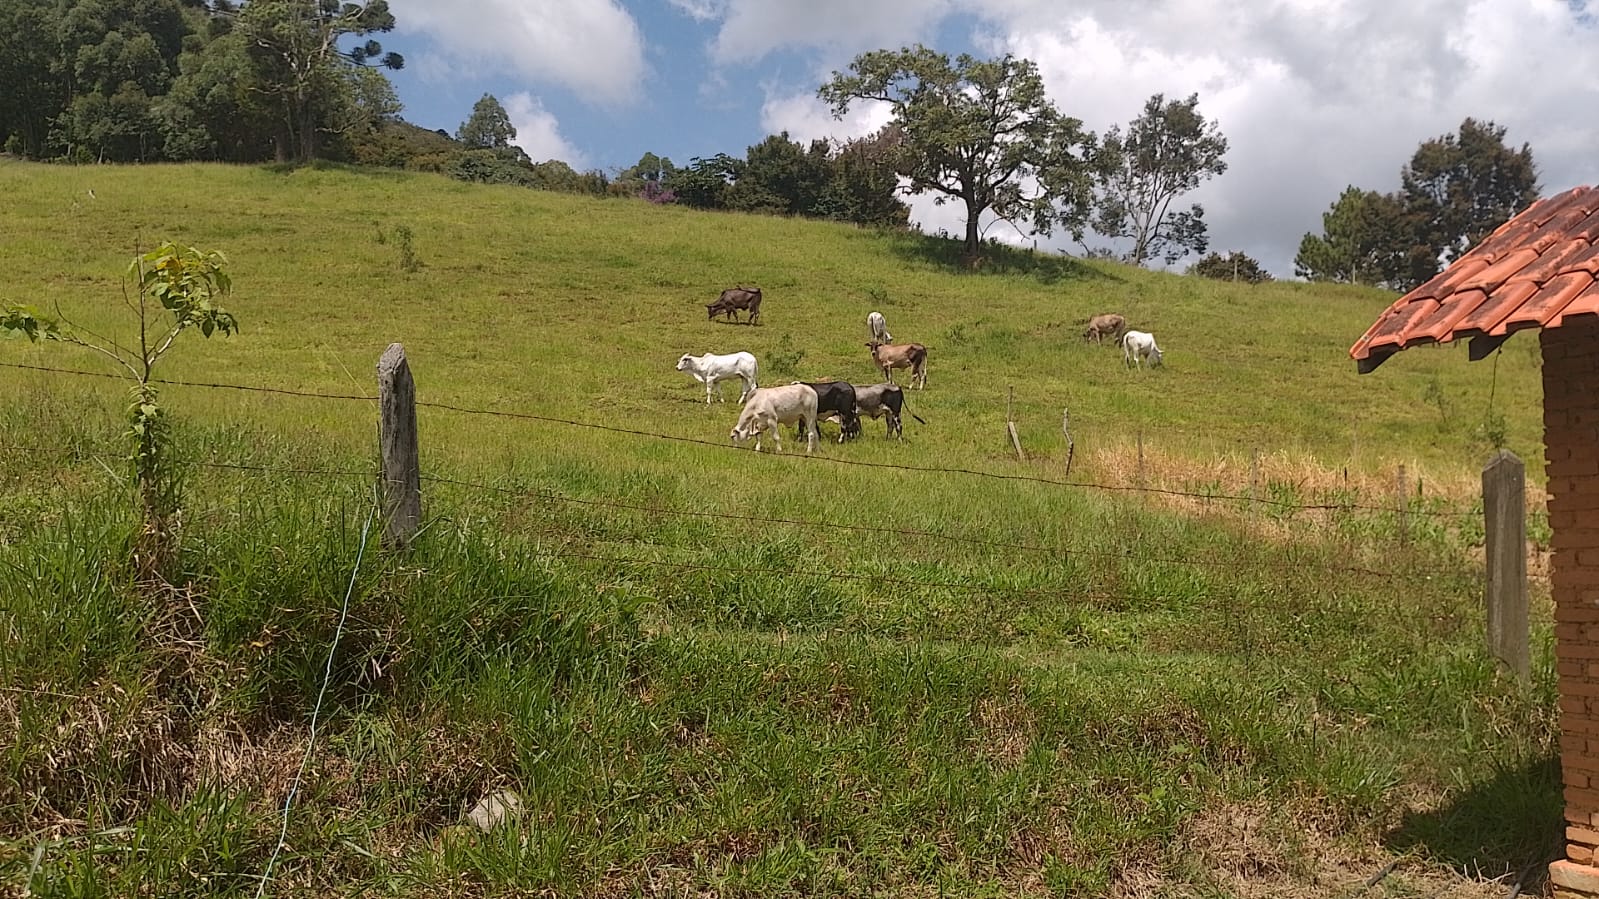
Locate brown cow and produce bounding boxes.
[706,286,763,325]
[866,341,927,389]
[1082,313,1127,344]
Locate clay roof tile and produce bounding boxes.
[1351,184,1599,369]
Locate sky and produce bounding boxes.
[380,0,1599,279]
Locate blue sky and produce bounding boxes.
[378,0,1599,278]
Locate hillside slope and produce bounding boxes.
[0,160,1544,487]
[0,161,1557,897]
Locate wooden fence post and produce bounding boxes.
[1483,450,1529,681]
[378,343,421,549]
[1061,408,1075,478]
[1396,464,1409,546]
[1006,386,1025,462]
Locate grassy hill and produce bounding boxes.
[0,160,1558,897]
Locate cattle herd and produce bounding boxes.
[680,287,1162,453]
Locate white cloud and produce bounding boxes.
[389,0,647,105]
[667,0,726,21]
[694,0,1599,278]
[504,93,587,168]
[710,0,958,64]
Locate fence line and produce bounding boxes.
[0,439,1466,588]
[0,358,1479,519]
[0,436,1479,601]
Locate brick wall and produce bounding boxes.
[1545,316,1599,898]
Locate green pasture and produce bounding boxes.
[0,160,1558,897]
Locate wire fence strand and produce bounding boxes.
[0,358,1482,519]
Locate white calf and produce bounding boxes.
[1120,330,1163,369]
[676,351,758,404]
[867,311,892,344]
[730,384,818,453]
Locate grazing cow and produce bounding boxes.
[1083,313,1127,344]
[846,382,926,440]
[866,341,927,389]
[793,380,858,443]
[676,351,758,404]
[730,384,818,453]
[866,311,892,344]
[705,286,763,325]
[1120,330,1163,369]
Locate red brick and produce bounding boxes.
[1573,826,1599,845]
[1559,608,1599,625]
[1561,570,1599,590]
[1556,531,1599,551]
[1566,695,1593,714]
[1574,844,1597,865]
[1554,459,1599,478]
[1561,642,1599,659]
[1566,757,1599,777]
[1563,718,1599,737]
[1552,858,1599,893]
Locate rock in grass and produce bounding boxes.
[464,789,522,833]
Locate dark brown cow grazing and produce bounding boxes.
[866,341,927,389]
[706,286,763,325]
[1083,313,1127,344]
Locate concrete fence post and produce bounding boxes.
[1483,449,1529,681]
[378,343,421,549]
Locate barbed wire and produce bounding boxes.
[0,358,1482,519]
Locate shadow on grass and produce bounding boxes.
[883,231,1121,284]
[1385,753,1563,884]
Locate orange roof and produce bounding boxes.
[1350,184,1599,373]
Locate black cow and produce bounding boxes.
[846,382,925,439]
[705,286,763,325]
[792,380,857,443]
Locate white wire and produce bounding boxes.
[253,497,378,899]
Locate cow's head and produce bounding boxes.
[729,424,752,445]
[675,354,693,371]
[1150,346,1164,367]
[705,303,719,319]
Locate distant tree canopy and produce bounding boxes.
[457,94,515,150]
[1189,251,1272,284]
[655,132,909,228]
[1295,187,1413,288]
[1093,93,1228,266]
[1296,119,1539,290]
[0,0,404,163]
[820,45,1101,260]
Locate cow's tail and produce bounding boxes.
[908,409,927,425]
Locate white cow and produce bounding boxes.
[730,384,818,453]
[867,311,892,344]
[1120,330,1163,369]
[676,351,758,404]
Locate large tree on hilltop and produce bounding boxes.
[1401,117,1539,282]
[236,0,403,163]
[1092,92,1228,266]
[1294,186,1414,288]
[457,93,515,149]
[819,45,1101,262]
